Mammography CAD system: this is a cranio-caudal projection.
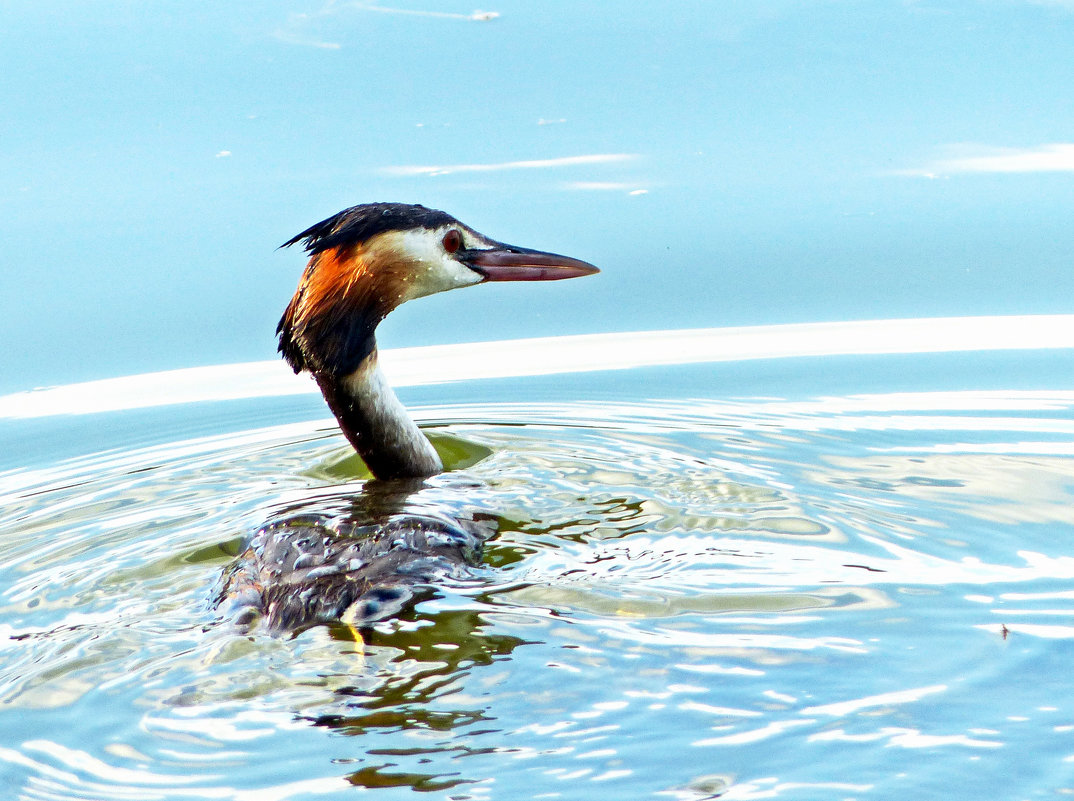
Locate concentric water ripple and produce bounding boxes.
[3,381,1074,799]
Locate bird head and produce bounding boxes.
[277,203,599,377]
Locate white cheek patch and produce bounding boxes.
[435,257,485,291]
[392,228,484,301]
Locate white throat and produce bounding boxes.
[322,350,443,479]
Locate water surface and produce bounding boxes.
[3,338,1074,799]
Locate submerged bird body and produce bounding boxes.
[220,483,495,631]
[220,203,597,631]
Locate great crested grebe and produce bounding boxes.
[219,203,598,632]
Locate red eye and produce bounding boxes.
[442,229,462,253]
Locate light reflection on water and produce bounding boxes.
[3,364,1074,798]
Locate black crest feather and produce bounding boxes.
[281,202,458,255]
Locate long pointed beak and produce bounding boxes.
[463,244,599,282]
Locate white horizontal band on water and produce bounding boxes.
[2,315,1073,420]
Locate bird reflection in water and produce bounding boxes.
[218,203,598,632]
[311,603,527,793]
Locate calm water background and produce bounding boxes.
[3,1,1074,390]
[3,1,1074,799]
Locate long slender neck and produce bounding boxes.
[315,348,443,480]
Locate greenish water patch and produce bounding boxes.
[303,432,494,482]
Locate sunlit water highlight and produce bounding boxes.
[4,315,1073,419]
[3,321,1074,799]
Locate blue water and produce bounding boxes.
[4,1,1074,798]
[3,344,1074,798]
[3,2,1074,391]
